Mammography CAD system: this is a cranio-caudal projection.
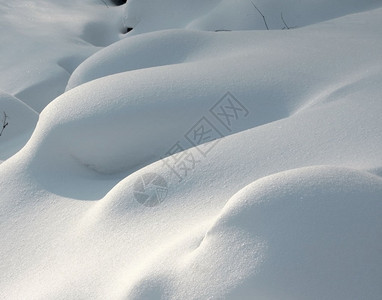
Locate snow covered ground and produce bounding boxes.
[0,0,381,299]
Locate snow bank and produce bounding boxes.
[68,7,382,91]
[124,166,382,299]
[0,91,38,162]
[0,0,124,111]
[123,0,382,34]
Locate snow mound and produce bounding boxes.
[123,166,382,299]
[123,0,382,34]
[66,29,213,90]
[214,166,382,299]
[0,91,38,162]
[68,9,382,92]
[0,0,124,111]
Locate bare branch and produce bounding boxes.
[249,0,269,30]
[281,12,297,30]
[281,12,289,29]
[99,0,109,8]
[0,111,8,137]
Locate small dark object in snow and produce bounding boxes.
[123,27,133,34]
[0,111,8,137]
[110,0,127,6]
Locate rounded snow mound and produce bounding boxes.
[66,30,212,91]
[123,0,382,34]
[124,166,382,299]
[0,91,38,162]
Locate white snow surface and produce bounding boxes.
[0,0,382,299]
[0,0,124,112]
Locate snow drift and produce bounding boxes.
[0,0,381,299]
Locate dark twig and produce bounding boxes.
[0,111,8,136]
[281,12,289,29]
[249,0,269,30]
[281,12,296,30]
[100,0,109,8]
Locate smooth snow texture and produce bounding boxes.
[124,166,382,300]
[0,0,124,112]
[0,0,382,299]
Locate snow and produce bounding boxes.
[0,0,381,299]
[123,0,382,33]
[0,0,123,112]
[0,91,38,162]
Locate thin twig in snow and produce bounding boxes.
[281,12,290,29]
[281,13,296,29]
[100,0,109,8]
[249,0,269,30]
[0,111,8,136]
